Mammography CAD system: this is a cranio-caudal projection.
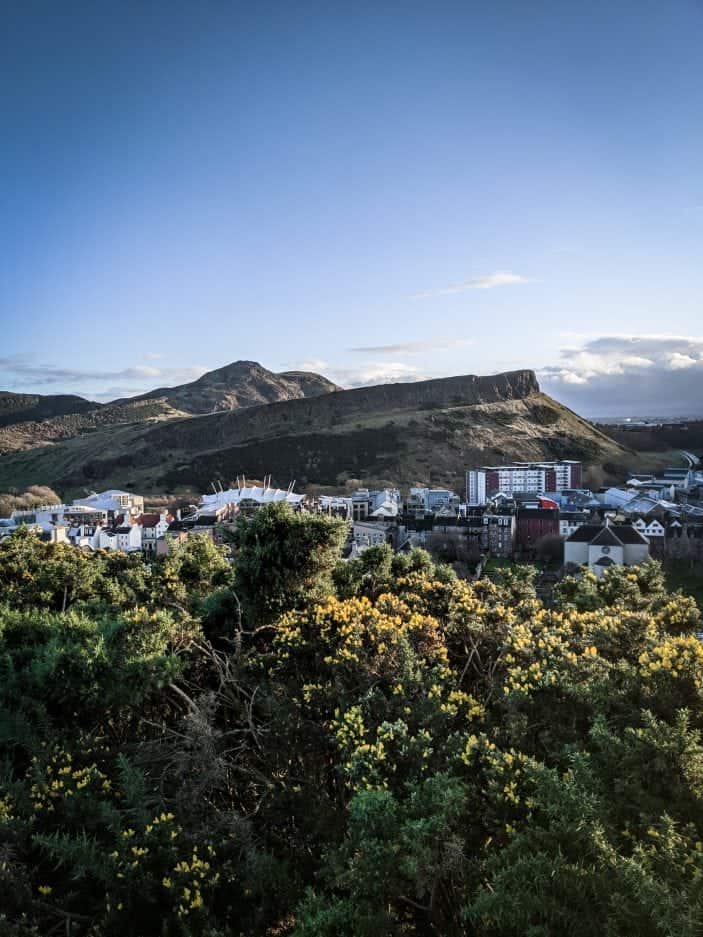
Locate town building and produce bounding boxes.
[351,488,402,521]
[73,490,144,519]
[466,461,582,505]
[408,487,461,516]
[516,502,560,551]
[480,513,516,557]
[559,510,590,539]
[138,512,172,554]
[564,521,650,577]
[351,521,389,552]
[198,483,306,519]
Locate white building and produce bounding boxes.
[559,511,590,539]
[466,471,487,507]
[408,487,460,514]
[564,521,650,578]
[351,489,402,521]
[73,490,144,519]
[138,512,172,554]
[632,517,666,541]
[466,461,582,505]
[96,519,142,552]
[11,502,109,530]
[198,484,306,518]
[317,495,353,520]
[351,521,388,551]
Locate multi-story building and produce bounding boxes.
[138,512,173,554]
[198,484,306,519]
[351,488,402,521]
[73,490,144,521]
[516,503,560,550]
[480,514,516,557]
[407,487,460,515]
[466,461,582,505]
[559,510,590,539]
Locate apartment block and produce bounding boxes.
[466,461,582,505]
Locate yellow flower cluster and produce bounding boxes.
[332,707,438,789]
[0,793,12,823]
[461,735,533,815]
[438,688,484,720]
[29,748,111,813]
[500,609,609,697]
[654,596,701,633]
[639,635,703,683]
[107,812,218,918]
[276,594,447,672]
[170,845,218,917]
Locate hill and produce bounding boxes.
[0,369,627,496]
[0,398,188,455]
[113,360,339,414]
[0,361,339,454]
[0,391,96,428]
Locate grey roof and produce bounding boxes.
[566,524,604,542]
[590,526,623,547]
[565,523,648,546]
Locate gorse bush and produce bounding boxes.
[1,506,703,935]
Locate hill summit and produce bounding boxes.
[112,360,340,415]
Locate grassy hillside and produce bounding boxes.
[0,391,96,428]
[0,370,627,497]
[0,398,186,454]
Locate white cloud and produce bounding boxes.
[328,361,425,388]
[666,353,697,370]
[540,334,703,416]
[410,271,529,300]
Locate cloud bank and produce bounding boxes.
[540,335,703,417]
[327,361,425,388]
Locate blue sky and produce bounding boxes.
[1,1,702,416]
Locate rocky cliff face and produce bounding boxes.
[321,368,540,413]
[145,369,542,451]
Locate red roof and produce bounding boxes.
[137,513,160,528]
[137,513,173,529]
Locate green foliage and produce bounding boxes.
[1,521,703,935]
[232,502,347,625]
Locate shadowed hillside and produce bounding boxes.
[0,369,626,496]
[0,391,96,428]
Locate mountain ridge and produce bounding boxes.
[0,367,627,497]
[0,360,339,453]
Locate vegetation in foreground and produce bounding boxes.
[1,507,703,935]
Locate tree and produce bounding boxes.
[232,503,347,627]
